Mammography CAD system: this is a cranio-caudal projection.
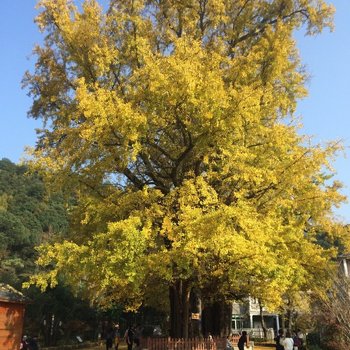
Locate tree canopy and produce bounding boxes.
[24,0,348,337]
[0,158,69,286]
[0,158,103,345]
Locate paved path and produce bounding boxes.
[77,344,125,350]
[70,342,272,350]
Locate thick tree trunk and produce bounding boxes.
[220,302,232,336]
[169,285,180,337]
[202,301,232,337]
[259,302,267,339]
[201,303,213,337]
[189,288,202,338]
[170,285,233,338]
[182,285,190,338]
[169,280,191,338]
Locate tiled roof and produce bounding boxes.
[0,283,29,303]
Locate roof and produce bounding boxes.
[0,284,29,304]
[338,254,350,260]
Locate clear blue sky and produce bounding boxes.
[0,1,349,222]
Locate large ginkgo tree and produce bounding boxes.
[24,0,348,337]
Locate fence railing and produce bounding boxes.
[240,328,274,340]
[140,336,250,350]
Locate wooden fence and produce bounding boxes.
[140,336,247,350]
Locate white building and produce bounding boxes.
[338,254,350,277]
[232,298,279,339]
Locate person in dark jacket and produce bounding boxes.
[114,323,121,350]
[105,327,114,350]
[274,329,284,350]
[20,335,28,350]
[27,336,39,350]
[237,331,248,350]
[124,325,135,350]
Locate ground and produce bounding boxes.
[79,345,271,350]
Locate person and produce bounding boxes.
[27,336,39,350]
[296,330,305,350]
[293,332,302,350]
[280,331,294,350]
[134,324,142,350]
[114,323,121,350]
[20,335,28,350]
[225,335,233,350]
[274,329,284,350]
[106,327,114,350]
[125,325,135,350]
[237,331,248,350]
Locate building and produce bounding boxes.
[338,254,350,277]
[0,284,28,350]
[232,297,279,339]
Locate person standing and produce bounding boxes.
[275,329,284,350]
[114,323,121,350]
[296,329,305,350]
[20,335,28,350]
[293,331,302,350]
[105,327,114,350]
[225,335,233,350]
[280,331,294,350]
[237,331,248,350]
[27,336,39,350]
[134,324,142,350]
[125,325,135,350]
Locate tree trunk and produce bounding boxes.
[286,308,293,333]
[220,302,232,336]
[201,303,213,337]
[281,313,286,331]
[259,302,267,339]
[169,280,191,338]
[189,288,202,337]
[169,285,180,338]
[182,284,190,338]
[202,301,232,337]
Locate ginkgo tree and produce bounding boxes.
[24,0,348,337]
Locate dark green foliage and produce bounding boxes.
[0,158,69,286]
[0,210,30,249]
[25,285,99,346]
[0,158,102,346]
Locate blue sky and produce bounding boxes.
[0,0,349,222]
[295,1,350,222]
